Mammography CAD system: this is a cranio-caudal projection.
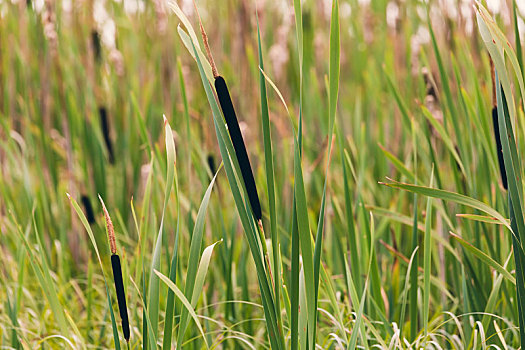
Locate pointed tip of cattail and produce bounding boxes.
[192,0,219,78]
[99,195,117,255]
[163,114,168,126]
[66,192,71,199]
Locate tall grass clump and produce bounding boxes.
[4,0,525,348]
[478,4,525,344]
[169,0,342,347]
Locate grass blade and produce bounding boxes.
[422,170,434,341]
[177,170,219,346]
[155,270,209,349]
[147,115,177,343]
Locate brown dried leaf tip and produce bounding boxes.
[98,194,117,255]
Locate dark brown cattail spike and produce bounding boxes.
[91,30,101,64]
[207,154,216,177]
[99,107,115,164]
[81,195,95,224]
[193,1,262,222]
[490,58,508,190]
[215,76,262,222]
[492,104,507,189]
[111,254,130,341]
[99,196,130,342]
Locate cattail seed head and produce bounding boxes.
[91,30,102,64]
[81,195,95,224]
[99,107,115,164]
[111,254,130,341]
[489,56,508,190]
[193,1,263,222]
[207,154,216,176]
[215,76,262,222]
[98,196,131,342]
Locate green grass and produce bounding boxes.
[1,0,525,348]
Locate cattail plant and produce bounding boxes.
[99,195,130,343]
[193,4,263,227]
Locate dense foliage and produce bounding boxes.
[1,0,525,348]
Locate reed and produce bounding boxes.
[99,195,130,343]
[193,3,262,226]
